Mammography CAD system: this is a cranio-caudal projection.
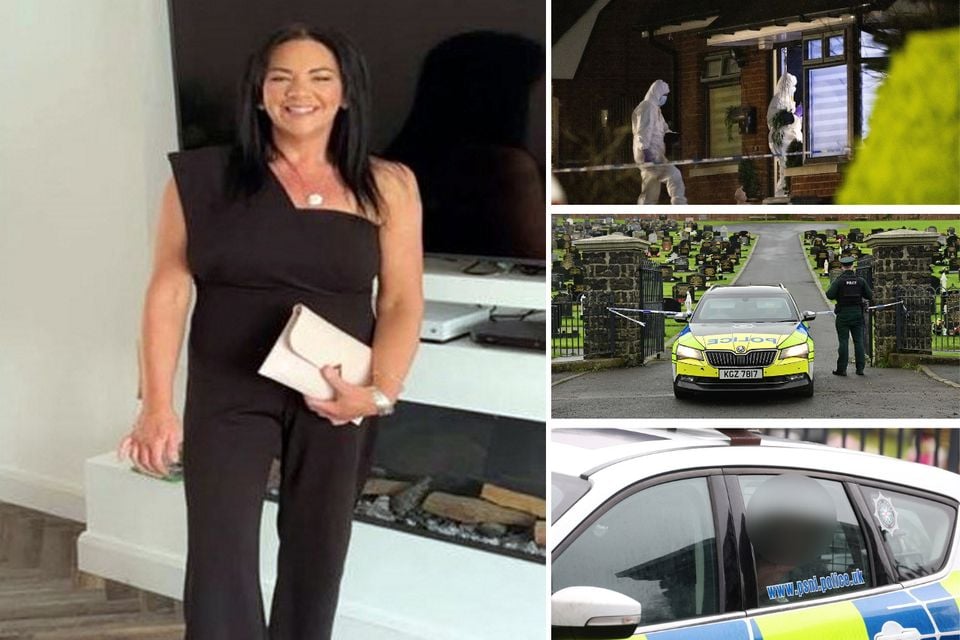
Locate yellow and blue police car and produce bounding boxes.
[551,428,960,640]
[671,285,817,399]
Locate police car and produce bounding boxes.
[551,428,960,640]
[671,285,816,399]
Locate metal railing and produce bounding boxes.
[895,284,960,355]
[551,298,583,358]
[760,428,960,473]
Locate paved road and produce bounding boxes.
[552,223,960,419]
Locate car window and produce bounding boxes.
[552,477,719,625]
[551,472,591,523]
[694,294,797,323]
[857,485,956,581]
[738,474,872,607]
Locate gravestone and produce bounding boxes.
[662,238,673,253]
[687,273,706,289]
[660,265,675,282]
[672,283,696,303]
[551,272,565,291]
[567,265,584,286]
[703,264,718,279]
[662,298,682,313]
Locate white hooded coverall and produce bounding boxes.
[632,79,687,204]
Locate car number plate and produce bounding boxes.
[719,369,763,380]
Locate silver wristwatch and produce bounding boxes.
[370,386,395,416]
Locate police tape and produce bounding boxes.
[605,302,902,325]
[867,301,905,311]
[553,149,846,174]
[605,306,684,327]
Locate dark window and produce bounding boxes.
[691,293,798,323]
[707,84,742,157]
[702,52,742,157]
[552,477,719,625]
[857,485,956,581]
[738,474,872,607]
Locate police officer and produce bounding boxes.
[826,256,874,376]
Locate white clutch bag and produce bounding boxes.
[258,303,372,424]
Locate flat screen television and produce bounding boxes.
[167,0,546,266]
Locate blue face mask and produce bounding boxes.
[658,95,668,107]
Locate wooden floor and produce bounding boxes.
[0,501,184,639]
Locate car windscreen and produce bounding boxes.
[552,472,590,524]
[692,293,798,323]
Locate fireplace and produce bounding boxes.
[266,402,546,562]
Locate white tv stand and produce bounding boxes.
[78,256,547,640]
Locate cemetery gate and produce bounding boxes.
[637,259,665,361]
[553,259,664,361]
[895,284,960,355]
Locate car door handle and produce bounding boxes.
[875,621,921,640]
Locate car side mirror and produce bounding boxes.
[802,310,817,322]
[551,586,641,639]
[673,312,690,323]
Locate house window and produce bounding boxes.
[804,31,849,157]
[859,31,889,139]
[778,27,888,160]
[708,84,742,157]
[808,64,849,157]
[702,52,742,157]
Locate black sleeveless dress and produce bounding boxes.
[170,143,379,404]
[166,143,381,639]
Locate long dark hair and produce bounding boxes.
[226,23,383,222]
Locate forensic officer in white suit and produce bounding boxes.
[632,79,687,205]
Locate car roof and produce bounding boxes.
[703,285,790,296]
[552,428,746,477]
[550,428,951,486]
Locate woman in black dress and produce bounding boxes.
[117,24,423,640]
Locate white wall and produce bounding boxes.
[0,0,180,520]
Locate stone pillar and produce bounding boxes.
[865,229,940,361]
[572,233,650,364]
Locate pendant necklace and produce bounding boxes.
[274,148,326,207]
